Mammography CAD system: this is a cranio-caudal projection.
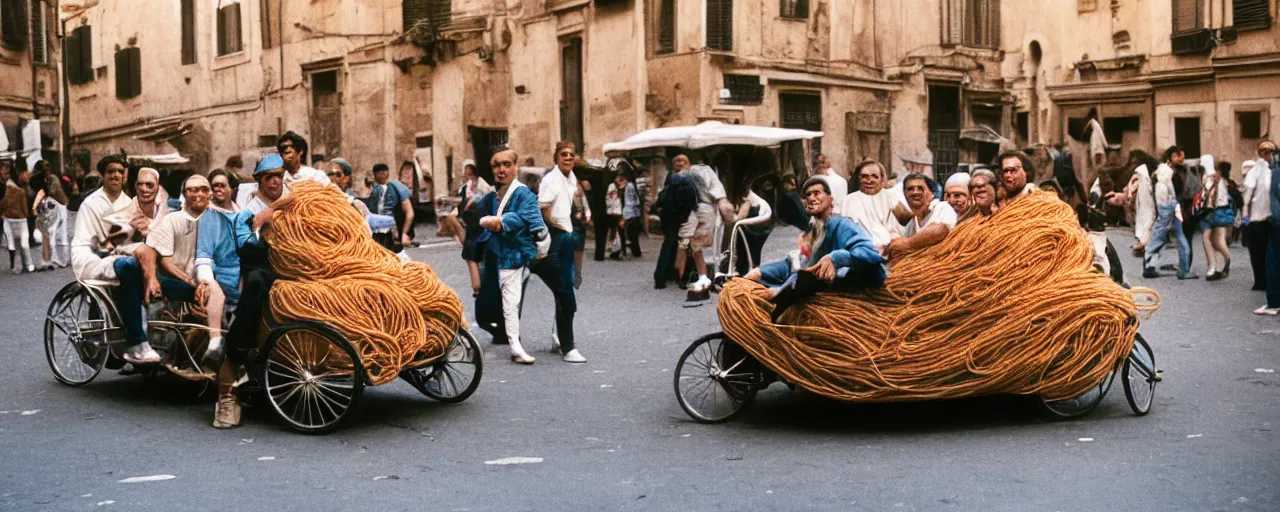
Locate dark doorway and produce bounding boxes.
[310,70,342,160]
[469,127,509,183]
[560,37,584,152]
[779,93,823,165]
[1173,117,1201,158]
[928,85,961,181]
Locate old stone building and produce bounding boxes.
[54,0,1280,199]
[0,0,61,168]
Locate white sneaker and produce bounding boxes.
[509,340,536,364]
[122,342,161,364]
[689,275,713,293]
[562,349,586,363]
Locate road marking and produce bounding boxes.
[1077,437,1094,442]
[484,457,543,465]
[119,475,175,484]
[258,456,276,461]
[1255,368,1275,373]
[21,410,40,416]
[1187,434,1203,438]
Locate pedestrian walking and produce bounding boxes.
[366,163,415,254]
[32,173,70,269]
[1257,150,1280,315]
[1242,141,1276,291]
[1200,158,1235,281]
[653,156,697,288]
[603,173,624,260]
[531,142,587,363]
[615,172,643,259]
[2,161,34,273]
[452,160,491,296]
[1143,146,1195,279]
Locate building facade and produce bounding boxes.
[57,0,1280,199]
[1,0,61,169]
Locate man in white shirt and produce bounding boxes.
[682,157,734,297]
[1242,140,1277,290]
[816,154,848,214]
[885,173,957,260]
[70,155,161,364]
[1143,146,1194,279]
[530,141,586,363]
[276,131,331,187]
[842,160,912,253]
[996,151,1040,206]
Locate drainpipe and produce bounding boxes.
[59,0,69,164]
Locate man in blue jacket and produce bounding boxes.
[474,149,547,364]
[744,176,886,305]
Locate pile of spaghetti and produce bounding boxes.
[718,192,1139,402]
[265,182,464,385]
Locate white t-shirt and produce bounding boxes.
[688,164,727,205]
[1244,158,1272,221]
[822,171,848,214]
[146,208,202,278]
[287,165,331,187]
[539,167,577,232]
[1154,163,1177,206]
[70,187,134,281]
[841,188,909,251]
[904,200,957,237]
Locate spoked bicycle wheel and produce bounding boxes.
[674,332,763,424]
[1038,364,1118,420]
[401,328,483,403]
[1122,333,1158,415]
[44,283,110,386]
[261,321,365,434]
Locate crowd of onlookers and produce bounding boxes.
[1,158,97,274]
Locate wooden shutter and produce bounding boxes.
[657,0,675,54]
[1173,0,1202,33]
[706,0,732,51]
[65,27,81,84]
[77,25,92,82]
[941,0,962,45]
[1233,0,1272,30]
[260,0,277,48]
[128,47,141,97]
[780,0,809,19]
[181,0,195,64]
[229,3,242,53]
[403,0,428,31]
[1,0,28,51]
[29,0,45,63]
[114,48,129,98]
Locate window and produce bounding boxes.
[1238,111,1262,139]
[780,0,808,19]
[1172,0,1203,33]
[181,0,196,64]
[722,74,763,105]
[114,47,142,99]
[942,0,1000,49]
[780,93,822,159]
[65,25,93,84]
[1077,0,1097,12]
[1016,111,1029,142]
[29,0,46,63]
[1233,0,1272,30]
[706,0,733,51]
[403,0,451,32]
[260,0,279,49]
[1103,116,1140,145]
[1174,117,1202,159]
[257,135,277,148]
[0,0,27,51]
[216,2,243,56]
[656,0,675,54]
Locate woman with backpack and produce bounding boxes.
[1199,157,1235,281]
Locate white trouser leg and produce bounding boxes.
[2,219,14,251]
[498,268,526,350]
[4,219,32,268]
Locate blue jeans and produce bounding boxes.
[111,257,148,344]
[1143,203,1191,277]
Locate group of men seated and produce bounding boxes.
[71,132,335,429]
[744,151,1042,303]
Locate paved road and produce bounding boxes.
[0,227,1276,511]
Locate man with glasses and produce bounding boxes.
[841,160,912,254]
[1243,140,1277,291]
[996,151,1040,206]
[70,155,161,364]
[531,141,587,363]
[275,131,331,187]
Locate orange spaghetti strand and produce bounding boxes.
[717,192,1146,402]
[265,182,465,385]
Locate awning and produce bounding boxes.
[135,121,192,142]
[603,121,823,155]
[959,125,1007,145]
[127,153,190,165]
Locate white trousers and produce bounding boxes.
[3,218,32,268]
[498,268,527,347]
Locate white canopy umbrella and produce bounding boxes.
[126,152,190,165]
[602,121,823,155]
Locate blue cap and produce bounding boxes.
[255,154,284,176]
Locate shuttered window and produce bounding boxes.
[181,0,195,64]
[65,25,93,84]
[1172,0,1203,33]
[216,2,243,56]
[0,0,27,51]
[780,93,822,157]
[656,0,675,54]
[403,0,451,32]
[260,0,279,48]
[962,0,1000,49]
[1233,0,1272,30]
[30,0,47,63]
[706,0,732,51]
[722,74,763,105]
[114,47,142,99]
[780,0,808,19]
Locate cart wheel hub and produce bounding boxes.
[302,370,315,382]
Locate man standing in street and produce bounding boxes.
[1143,146,1195,280]
[368,163,415,252]
[475,149,545,364]
[1242,140,1276,291]
[533,142,587,363]
[816,154,848,214]
[653,155,697,289]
